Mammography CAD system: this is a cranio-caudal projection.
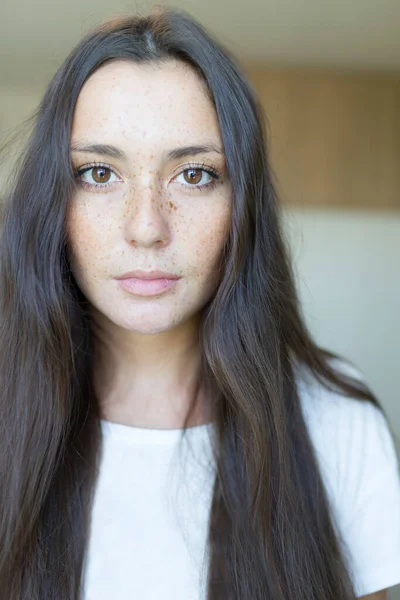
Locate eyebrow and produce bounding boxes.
[69,142,224,161]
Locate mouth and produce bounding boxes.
[116,276,180,297]
[115,269,180,280]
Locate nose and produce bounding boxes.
[123,178,171,249]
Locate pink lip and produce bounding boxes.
[116,270,180,280]
[116,275,180,297]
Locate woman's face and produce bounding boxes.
[67,59,232,335]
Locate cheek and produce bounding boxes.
[189,204,231,280]
[65,203,112,284]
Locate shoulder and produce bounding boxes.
[294,357,398,503]
[294,357,400,597]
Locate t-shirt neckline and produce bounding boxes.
[99,418,216,445]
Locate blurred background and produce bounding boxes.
[0,1,399,595]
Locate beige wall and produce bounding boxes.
[246,66,400,210]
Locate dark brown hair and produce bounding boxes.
[0,6,397,598]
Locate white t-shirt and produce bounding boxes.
[82,361,400,599]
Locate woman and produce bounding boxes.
[0,6,399,600]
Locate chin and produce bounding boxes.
[115,314,184,335]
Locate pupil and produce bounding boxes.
[94,167,108,182]
[187,169,201,184]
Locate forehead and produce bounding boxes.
[71,59,221,146]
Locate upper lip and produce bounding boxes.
[115,269,181,280]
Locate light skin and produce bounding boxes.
[66,58,232,429]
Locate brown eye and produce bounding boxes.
[91,167,112,183]
[183,168,203,185]
[74,164,120,190]
[172,165,218,190]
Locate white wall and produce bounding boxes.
[283,207,400,451]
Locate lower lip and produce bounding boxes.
[116,277,180,296]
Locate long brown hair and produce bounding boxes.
[0,7,397,598]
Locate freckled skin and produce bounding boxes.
[66,59,232,428]
[67,59,231,334]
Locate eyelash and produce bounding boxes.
[72,161,221,193]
